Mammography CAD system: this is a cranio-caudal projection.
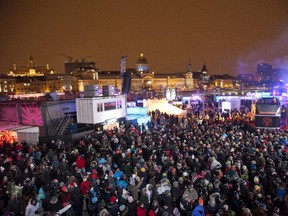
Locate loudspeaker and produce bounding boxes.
[122,75,131,94]
[102,85,115,97]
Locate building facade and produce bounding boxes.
[0,54,201,97]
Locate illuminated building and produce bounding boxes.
[0,56,66,95]
[7,55,53,77]
[77,53,196,98]
[129,53,195,95]
[0,54,197,97]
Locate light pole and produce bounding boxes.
[202,75,205,116]
[201,61,208,116]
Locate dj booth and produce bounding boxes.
[255,97,281,129]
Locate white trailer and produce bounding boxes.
[76,95,126,124]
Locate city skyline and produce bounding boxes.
[0,1,288,75]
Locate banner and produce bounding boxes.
[0,103,19,123]
[20,103,44,126]
[255,115,280,128]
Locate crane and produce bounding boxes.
[59,54,74,62]
[80,55,97,62]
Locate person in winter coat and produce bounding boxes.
[107,195,119,216]
[36,187,46,208]
[25,197,39,216]
[192,197,205,216]
[43,195,62,213]
[59,158,69,182]
[127,196,137,216]
[183,184,198,206]
[59,185,72,208]
[179,193,194,215]
[160,199,174,215]
[139,186,150,211]
[90,169,98,184]
[7,193,25,216]
[136,201,146,216]
[76,155,86,174]
[80,176,90,210]
[147,200,161,216]
[171,181,181,204]
[275,181,287,200]
[70,184,83,216]
[252,203,268,216]
[87,189,99,216]
[127,176,144,201]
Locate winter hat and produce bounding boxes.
[222,204,229,211]
[99,209,109,216]
[61,185,68,192]
[258,202,267,210]
[69,182,77,188]
[173,207,181,216]
[122,189,129,199]
[92,196,98,204]
[254,176,259,184]
[109,196,117,204]
[241,207,251,215]
[214,180,220,188]
[254,185,261,192]
[39,187,45,194]
[119,205,125,212]
[274,207,280,213]
[128,196,134,203]
[242,165,247,171]
[234,191,240,199]
[183,172,188,177]
[50,196,58,204]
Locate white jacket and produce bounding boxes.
[25,201,40,216]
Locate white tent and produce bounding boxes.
[17,127,39,145]
[0,122,39,145]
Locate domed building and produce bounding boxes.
[135,53,149,74]
[129,54,195,98]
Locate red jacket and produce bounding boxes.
[137,206,146,216]
[148,210,156,216]
[76,155,86,168]
[90,169,98,180]
[80,180,90,195]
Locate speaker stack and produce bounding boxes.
[122,73,131,94]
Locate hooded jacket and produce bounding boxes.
[76,155,86,168]
[25,199,40,216]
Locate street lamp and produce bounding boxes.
[202,77,205,116]
[201,62,208,116]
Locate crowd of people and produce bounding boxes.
[0,103,288,216]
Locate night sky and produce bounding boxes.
[0,1,288,76]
